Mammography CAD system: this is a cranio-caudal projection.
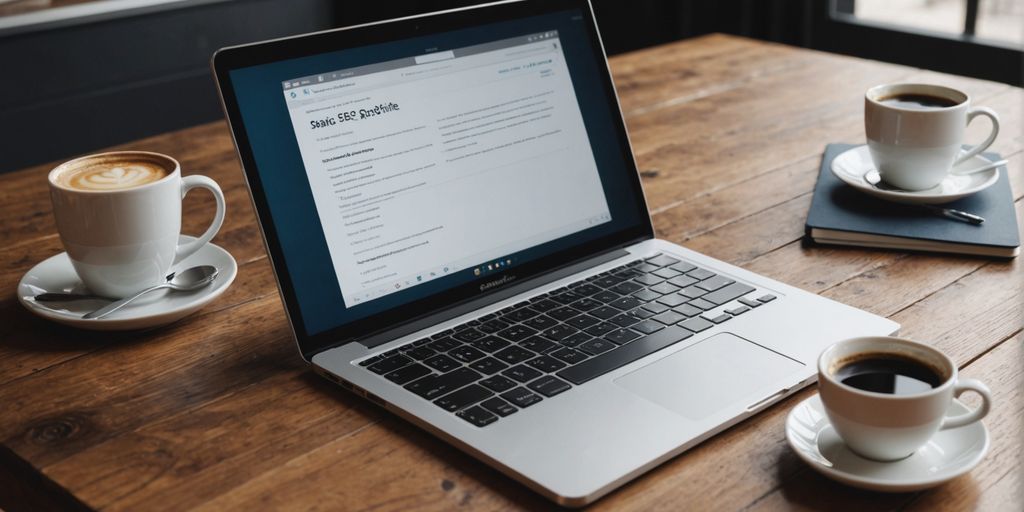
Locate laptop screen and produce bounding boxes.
[223,6,650,345]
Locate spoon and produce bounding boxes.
[35,271,178,302]
[951,159,1007,176]
[82,266,218,320]
[861,171,985,224]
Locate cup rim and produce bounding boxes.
[865,83,969,113]
[817,336,956,400]
[48,151,180,194]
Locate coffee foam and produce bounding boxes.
[57,155,171,191]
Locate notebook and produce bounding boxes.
[806,144,1020,258]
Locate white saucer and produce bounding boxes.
[831,145,1001,205]
[17,236,237,331]
[785,394,989,492]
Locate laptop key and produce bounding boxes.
[526,355,568,373]
[434,384,494,412]
[385,362,432,385]
[469,357,509,375]
[457,405,498,427]
[738,297,762,308]
[592,275,623,288]
[501,387,544,408]
[478,319,510,333]
[652,310,685,325]
[645,254,680,267]
[673,304,704,317]
[494,345,536,365]
[527,375,572,397]
[552,291,586,304]
[633,274,664,286]
[480,397,518,417]
[496,325,538,342]
[584,322,618,336]
[641,301,669,314]
[468,336,510,353]
[502,307,539,323]
[503,364,543,383]
[635,262,661,273]
[704,313,732,324]
[679,317,714,333]
[404,367,482,400]
[610,281,644,295]
[688,298,717,310]
[542,324,579,341]
[687,268,716,280]
[578,338,616,355]
[453,328,486,343]
[651,267,681,279]
[702,282,756,305]
[368,355,412,375]
[450,346,487,363]
[591,290,620,303]
[548,306,581,321]
[648,282,679,295]
[696,275,735,292]
[758,294,777,303]
[667,275,698,288]
[588,305,620,320]
[604,328,641,345]
[551,347,589,364]
[556,326,694,385]
[559,332,591,348]
[519,336,559,354]
[479,375,517,393]
[655,293,687,307]
[427,337,461,352]
[530,299,561,312]
[524,315,558,330]
[726,306,750,316]
[358,355,383,367]
[609,296,642,310]
[424,354,460,373]
[572,283,603,296]
[669,261,697,273]
[566,315,599,329]
[609,312,642,328]
[632,289,662,302]
[570,297,603,311]
[632,319,666,334]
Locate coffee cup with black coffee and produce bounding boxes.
[817,336,991,461]
[48,151,226,298]
[865,83,1000,191]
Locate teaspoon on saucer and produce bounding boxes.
[82,265,218,320]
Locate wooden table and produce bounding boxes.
[1,34,1020,511]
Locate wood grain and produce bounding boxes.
[0,34,1020,511]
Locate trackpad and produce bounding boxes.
[614,333,804,420]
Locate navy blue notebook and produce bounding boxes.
[806,144,1020,258]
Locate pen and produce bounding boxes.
[919,204,985,225]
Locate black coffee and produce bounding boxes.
[878,93,959,110]
[835,354,943,395]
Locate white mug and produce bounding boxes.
[48,151,226,298]
[817,336,992,461]
[865,83,1000,191]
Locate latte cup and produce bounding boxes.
[817,336,992,461]
[865,83,1000,191]
[48,151,225,298]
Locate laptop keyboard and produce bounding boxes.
[357,253,777,427]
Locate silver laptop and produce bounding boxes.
[212,0,898,505]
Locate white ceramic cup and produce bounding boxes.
[48,151,225,298]
[865,83,1000,191]
[817,336,992,462]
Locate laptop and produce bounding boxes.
[212,0,898,505]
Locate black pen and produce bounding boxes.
[919,204,985,225]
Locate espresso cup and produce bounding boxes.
[48,151,226,298]
[865,83,1000,191]
[817,336,991,461]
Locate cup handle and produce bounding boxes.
[954,107,1000,166]
[173,174,226,264]
[939,378,992,430]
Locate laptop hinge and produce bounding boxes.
[352,247,632,350]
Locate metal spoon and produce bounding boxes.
[82,266,218,320]
[951,159,1007,176]
[35,271,178,302]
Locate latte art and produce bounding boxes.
[59,161,170,191]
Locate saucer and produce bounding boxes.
[831,145,1001,205]
[785,395,989,492]
[17,235,237,331]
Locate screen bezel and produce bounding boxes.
[212,0,653,360]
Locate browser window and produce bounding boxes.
[282,31,612,307]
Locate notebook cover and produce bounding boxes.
[806,144,1020,254]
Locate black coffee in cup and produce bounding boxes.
[834,354,944,395]
[877,93,959,110]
